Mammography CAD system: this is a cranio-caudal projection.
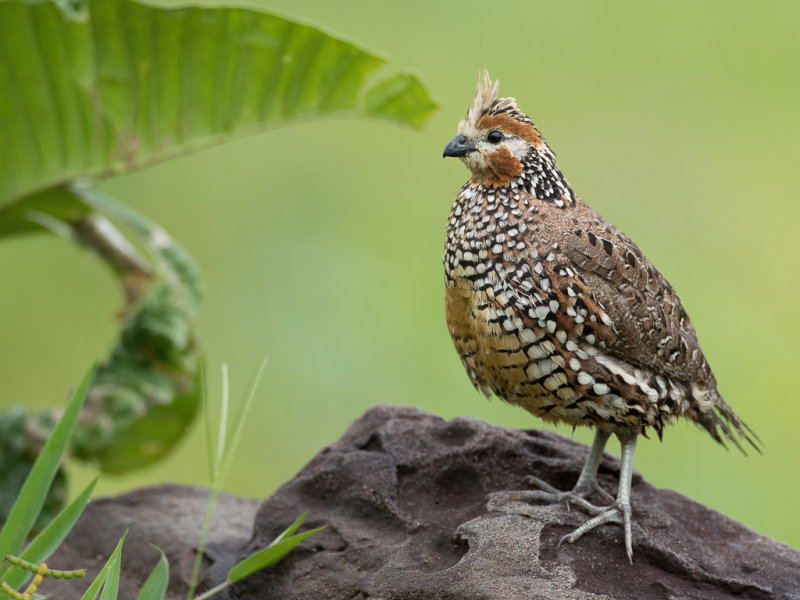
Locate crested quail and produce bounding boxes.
[442,69,759,562]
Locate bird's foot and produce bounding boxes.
[507,474,615,515]
[559,499,634,563]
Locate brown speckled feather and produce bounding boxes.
[443,74,758,451]
[554,199,710,384]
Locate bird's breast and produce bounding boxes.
[443,187,538,283]
[442,187,674,434]
[443,189,554,405]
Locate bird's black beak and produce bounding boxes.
[443,134,477,158]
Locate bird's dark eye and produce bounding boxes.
[487,130,504,144]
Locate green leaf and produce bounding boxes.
[99,533,125,600]
[269,511,308,546]
[227,526,325,583]
[134,548,169,600]
[2,477,98,590]
[0,0,437,208]
[365,73,439,127]
[0,186,91,239]
[0,364,94,563]
[80,532,126,600]
[0,407,69,536]
[10,186,204,475]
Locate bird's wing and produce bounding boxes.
[557,201,713,385]
[494,196,757,450]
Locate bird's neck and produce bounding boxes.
[468,145,576,208]
[524,145,575,207]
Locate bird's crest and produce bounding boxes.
[458,67,538,141]
[459,67,500,132]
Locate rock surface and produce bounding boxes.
[48,484,260,600]
[50,405,800,600]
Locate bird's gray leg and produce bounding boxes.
[559,432,637,563]
[569,428,613,497]
[526,429,615,506]
[498,429,615,512]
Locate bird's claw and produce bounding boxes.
[591,482,616,505]
[519,474,614,514]
[491,432,637,561]
[558,501,634,563]
[523,474,561,494]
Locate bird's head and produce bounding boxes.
[443,68,546,188]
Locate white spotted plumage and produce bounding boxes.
[443,68,759,450]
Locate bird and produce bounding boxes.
[441,68,759,562]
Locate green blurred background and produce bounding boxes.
[1,0,798,547]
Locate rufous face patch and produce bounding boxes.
[470,146,524,188]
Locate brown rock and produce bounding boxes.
[49,405,800,600]
[47,484,259,600]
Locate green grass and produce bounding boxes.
[0,361,321,600]
[0,365,94,596]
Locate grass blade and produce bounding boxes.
[201,360,214,485]
[186,359,266,600]
[227,527,324,583]
[134,548,168,600]
[269,512,308,547]
[2,476,99,589]
[220,358,267,482]
[184,487,220,600]
[80,532,126,600]
[99,531,125,600]
[0,364,94,561]
[214,364,229,486]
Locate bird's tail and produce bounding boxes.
[690,386,761,455]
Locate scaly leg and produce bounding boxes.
[559,432,638,562]
[505,429,615,512]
